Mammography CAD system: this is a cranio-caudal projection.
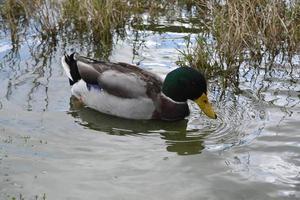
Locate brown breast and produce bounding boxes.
[152,94,190,121]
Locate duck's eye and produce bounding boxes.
[203,100,208,103]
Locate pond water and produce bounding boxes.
[0,3,300,200]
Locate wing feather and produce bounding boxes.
[75,54,163,99]
[99,70,148,98]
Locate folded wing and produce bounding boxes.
[75,55,163,99]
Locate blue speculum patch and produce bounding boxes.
[86,83,102,91]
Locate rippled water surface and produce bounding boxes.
[1,4,300,200]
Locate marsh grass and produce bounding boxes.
[1,0,299,74]
[178,0,300,82]
[63,0,136,40]
[1,0,127,58]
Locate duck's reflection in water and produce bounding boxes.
[69,98,206,155]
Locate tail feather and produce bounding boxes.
[61,53,81,85]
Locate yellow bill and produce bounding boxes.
[194,93,217,119]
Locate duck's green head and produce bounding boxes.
[162,67,217,119]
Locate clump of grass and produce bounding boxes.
[1,0,61,44]
[0,0,29,48]
[60,0,130,58]
[0,0,179,58]
[179,0,300,80]
[61,0,129,42]
[0,0,132,58]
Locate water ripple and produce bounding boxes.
[185,92,267,152]
[69,89,267,154]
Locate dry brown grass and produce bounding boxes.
[1,0,299,74]
[179,0,300,78]
[0,0,176,57]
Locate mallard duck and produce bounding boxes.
[61,53,217,121]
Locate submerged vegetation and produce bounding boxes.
[0,0,299,78]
